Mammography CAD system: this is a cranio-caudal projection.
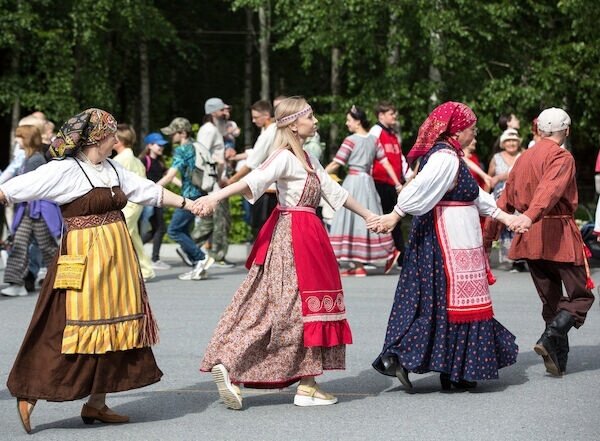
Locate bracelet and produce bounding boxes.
[180,197,187,209]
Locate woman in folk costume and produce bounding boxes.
[326,105,402,277]
[369,102,519,391]
[0,108,197,434]
[195,97,377,409]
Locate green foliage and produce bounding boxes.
[228,195,252,244]
[1,0,599,205]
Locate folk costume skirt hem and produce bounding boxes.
[6,263,163,402]
[200,215,345,389]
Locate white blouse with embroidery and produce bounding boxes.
[0,157,162,206]
[394,149,498,217]
[243,148,349,210]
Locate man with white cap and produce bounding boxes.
[485,107,595,377]
[194,98,234,267]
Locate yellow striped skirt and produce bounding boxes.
[61,213,147,354]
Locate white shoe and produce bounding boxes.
[36,267,47,285]
[178,256,215,281]
[151,260,171,270]
[178,269,207,281]
[1,285,28,297]
[211,364,242,410]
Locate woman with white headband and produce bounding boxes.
[193,96,377,409]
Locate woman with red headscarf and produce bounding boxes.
[369,102,519,391]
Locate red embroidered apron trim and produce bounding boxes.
[434,201,494,323]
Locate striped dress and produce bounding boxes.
[328,133,394,263]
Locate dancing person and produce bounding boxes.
[370,102,518,391]
[1,125,60,297]
[0,108,197,434]
[326,105,402,276]
[485,107,595,377]
[489,128,525,272]
[195,97,376,409]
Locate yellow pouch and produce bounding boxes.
[53,255,87,290]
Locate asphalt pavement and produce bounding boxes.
[0,245,599,441]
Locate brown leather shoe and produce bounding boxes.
[81,404,129,425]
[17,398,36,434]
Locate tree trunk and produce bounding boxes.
[139,39,150,144]
[10,55,20,149]
[387,11,399,66]
[258,3,270,102]
[329,47,341,154]
[243,8,254,147]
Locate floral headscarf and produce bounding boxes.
[49,108,117,159]
[406,102,477,165]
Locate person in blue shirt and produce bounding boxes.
[158,117,214,280]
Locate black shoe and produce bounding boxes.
[534,311,575,376]
[556,334,569,375]
[395,366,413,390]
[534,329,561,376]
[380,355,413,390]
[440,373,477,392]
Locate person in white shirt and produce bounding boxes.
[195,97,233,267]
[194,97,377,411]
[228,100,278,236]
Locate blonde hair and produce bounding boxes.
[116,123,136,148]
[273,96,314,172]
[15,125,43,157]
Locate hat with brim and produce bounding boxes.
[161,117,192,135]
[144,132,168,145]
[500,128,521,145]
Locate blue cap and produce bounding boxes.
[144,132,168,146]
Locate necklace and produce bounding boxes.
[77,152,116,197]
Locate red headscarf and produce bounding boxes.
[406,101,477,165]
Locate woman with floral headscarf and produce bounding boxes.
[369,102,519,391]
[193,97,377,410]
[0,108,197,434]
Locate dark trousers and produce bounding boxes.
[527,259,595,328]
[251,192,278,239]
[142,206,166,261]
[375,182,404,254]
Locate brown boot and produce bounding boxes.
[81,404,129,425]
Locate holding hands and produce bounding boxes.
[367,211,401,234]
[495,211,531,234]
[507,213,532,234]
[191,195,219,217]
